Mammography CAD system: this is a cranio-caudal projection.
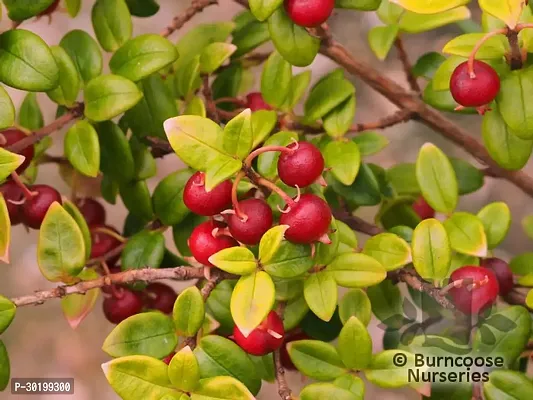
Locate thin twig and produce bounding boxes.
[394,270,456,310]
[332,209,384,236]
[274,302,292,400]
[160,0,218,38]
[394,37,420,92]
[203,75,220,123]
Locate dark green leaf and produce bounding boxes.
[497,67,533,139]
[412,52,446,79]
[336,0,381,10]
[206,280,237,335]
[130,138,156,180]
[0,341,9,391]
[119,180,153,220]
[121,230,163,272]
[257,131,298,179]
[366,280,402,328]
[231,21,270,59]
[3,0,55,20]
[96,121,134,182]
[449,157,485,195]
[125,0,160,17]
[352,132,389,156]
[328,163,382,207]
[153,169,193,226]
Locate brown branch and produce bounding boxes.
[506,30,523,70]
[274,302,292,400]
[332,209,384,236]
[160,0,218,38]
[203,75,220,123]
[394,37,421,92]
[394,269,455,310]
[504,289,533,311]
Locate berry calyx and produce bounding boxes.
[102,288,143,324]
[188,220,239,266]
[412,196,435,220]
[90,225,123,265]
[233,311,285,356]
[245,92,272,112]
[226,198,273,245]
[277,141,324,188]
[183,172,232,216]
[0,129,34,174]
[449,265,499,315]
[0,181,24,225]
[279,194,332,244]
[279,332,309,370]
[284,0,335,27]
[21,185,62,229]
[480,258,514,296]
[450,60,500,110]
[77,198,106,227]
[143,283,177,314]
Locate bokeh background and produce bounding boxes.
[0,0,525,399]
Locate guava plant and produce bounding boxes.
[2,0,533,399]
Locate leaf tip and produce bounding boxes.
[101,360,111,377]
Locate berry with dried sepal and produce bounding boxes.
[103,288,143,324]
[233,311,285,356]
[183,172,233,216]
[21,185,62,229]
[188,220,239,266]
[277,142,325,188]
[449,265,499,315]
[225,198,273,245]
[90,225,123,265]
[280,194,332,244]
[245,92,272,112]
[412,195,435,220]
[77,198,106,227]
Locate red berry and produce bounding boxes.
[279,332,309,370]
[90,225,122,265]
[188,220,238,266]
[40,0,60,16]
[226,198,273,245]
[102,289,143,324]
[21,185,62,229]
[183,172,232,216]
[480,258,514,296]
[233,311,285,356]
[280,194,332,244]
[143,283,177,314]
[77,198,106,227]
[162,352,176,365]
[412,196,435,220]
[0,129,34,174]
[449,266,499,315]
[246,92,272,112]
[0,181,24,225]
[450,61,500,108]
[284,0,334,27]
[277,142,324,188]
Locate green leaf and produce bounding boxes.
[251,110,277,147]
[261,51,292,108]
[510,253,533,275]
[37,202,86,283]
[60,29,103,85]
[184,97,206,118]
[206,280,236,335]
[91,0,132,52]
[394,0,469,14]
[526,289,533,308]
[337,220,358,249]
[177,22,234,61]
[0,87,14,130]
[168,346,200,392]
[46,46,81,107]
[209,247,257,275]
[477,202,511,249]
[18,93,43,131]
[103,312,177,358]
[338,289,371,326]
[257,131,298,179]
[314,218,340,266]
[250,0,283,21]
[174,55,201,99]
[119,180,153,220]
[327,253,387,288]
[449,157,485,195]
[363,233,411,271]
[0,29,59,91]
[110,34,179,82]
[366,280,402,326]
[0,296,15,335]
[102,355,176,399]
[484,369,533,400]
[352,132,389,156]
[248,354,275,383]
[415,143,458,213]
[194,335,261,395]
[200,42,237,74]
[222,109,253,160]
[152,169,192,226]
[3,0,55,20]
[368,25,399,61]
[62,200,92,260]
[204,155,241,192]
[130,138,156,180]
[0,341,9,392]
[304,70,355,122]
[125,0,160,17]
[66,0,82,17]
[411,218,451,280]
[300,383,359,400]
[0,149,24,185]
[231,271,275,335]
[411,52,446,79]
[443,32,508,59]
[338,317,372,369]
[258,225,289,264]
[364,350,418,388]
[443,212,488,257]
[101,175,119,205]
[288,340,347,380]
[336,0,381,10]
[262,240,313,278]
[96,121,135,182]
[231,20,270,59]
[479,0,524,29]
[304,271,338,321]
[333,374,365,398]
[191,376,255,400]
[121,230,164,270]
[398,7,471,34]
[324,140,360,186]
[283,294,309,331]
[173,287,205,337]
[522,215,533,240]
[268,7,320,67]
[64,120,100,178]
[497,68,533,139]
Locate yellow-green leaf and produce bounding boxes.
[0,148,24,182]
[168,346,200,392]
[411,218,451,280]
[0,195,10,263]
[64,120,100,177]
[258,225,290,264]
[443,212,488,257]
[191,376,254,400]
[0,295,15,335]
[327,253,387,288]
[477,202,511,249]
[526,289,533,309]
[391,0,469,14]
[479,0,524,29]
[442,33,508,59]
[368,25,399,61]
[208,247,257,275]
[363,233,412,271]
[173,287,205,337]
[304,270,338,322]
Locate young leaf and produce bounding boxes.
[0,195,11,263]
[222,109,253,160]
[258,226,290,265]
[91,0,132,52]
[18,93,43,131]
[411,218,451,280]
[0,148,24,182]
[287,340,347,380]
[262,240,313,278]
[96,121,135,182]
[304,71,355,122]
[261,51,292,108]
[109,34,179,82]
[251,110,277,147]
[168,346,200,392]
[200,42,237,74]
[304,270,338,321]
[209,247,257,275]
[62,200,92,260]
[0,341,9,392]
[0,296,15,335]
[368,25,399,60]
[364,350,418,388]
[0,29,59,91]
[484,370,533,400]
[230,271,275,336]
[46,46,81,107]
[191,376,255,400]
[337,220,358,249]
[479,0,524,29]
[268,7,320,67]
[84,74,143,121]
[121,230,165,270]
[443,212,488,257]
[300,383,358,400]
[363,233,411,271]
[119,180,154,220]
[415,143,458,213]
[338,317,372,370]
[327,253,387,288]
[324,140,361,186]
[333,374,365,397]
[204,154,241,191]
[102,355,176,399]
[257,131,298,179]
[184,96,206,118]
[37,202,86,283]
[0,86,15,130]
[64,120,100,178]
[173,287,205,337]
[497,68,533,139]
[60,29,103,85]
[477,202,511,249]
[526,289,533,309]
[152,169,193,226]
[338,289,371,326]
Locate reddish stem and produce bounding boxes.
[256,177,296,207]
[92,227,127,243]
[244,145,294,168]
[10,172,34,200]
[231,171,247,221]
[467,28,508,78]
[516,23,533,32]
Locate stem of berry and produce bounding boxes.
[467,28,508,78]
[516,23,533,32]
[244,145,295,169]
[10,172,35,200]
[231,171,247,221]
[256,176,297,207]
[92,227,127,243]
[101,261,122,298]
